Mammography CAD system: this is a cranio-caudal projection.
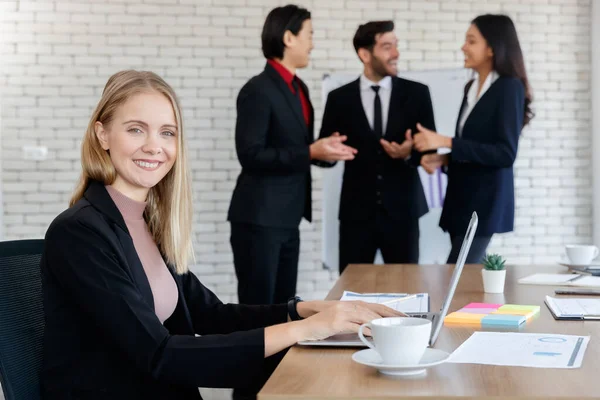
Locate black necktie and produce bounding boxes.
[371,85,382,137]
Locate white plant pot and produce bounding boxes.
[482,269,506,294]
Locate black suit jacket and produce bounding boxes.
[227,63,315,229]
[41,181,288,400]
[440,76,525,236]
[319,77,435,222]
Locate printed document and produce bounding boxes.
[448,332,589,368]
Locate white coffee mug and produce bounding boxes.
[358,317,431,365]
[566,245,599,265]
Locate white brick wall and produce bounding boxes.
[0,0,593,303]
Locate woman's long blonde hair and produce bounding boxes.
[71,70,194,274]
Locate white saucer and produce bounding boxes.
[558,260,600,269]
[352,348,450,376]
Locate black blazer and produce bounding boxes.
[319,77,436,222]
[227,62,315,229]
[440,76,525,236]
[41,181,288,400]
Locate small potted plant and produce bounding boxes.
[482,253,506,294]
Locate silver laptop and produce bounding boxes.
[298,211,478,347]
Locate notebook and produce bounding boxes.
[545,296,600,320]
[444,303,540,327]
[518,273,600,287]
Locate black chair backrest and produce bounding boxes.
[0,240,45,400]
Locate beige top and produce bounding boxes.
[106,185,178,324]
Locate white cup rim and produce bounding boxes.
[566,244,597,249]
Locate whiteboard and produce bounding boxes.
[320,68,471,269]
[0,112,3,240]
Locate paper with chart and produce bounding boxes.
[448,332,589,368]
[340,291,429,313]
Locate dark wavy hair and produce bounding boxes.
[472,14,534,127]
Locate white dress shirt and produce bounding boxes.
[360,74,392,134]
[457,70,500,137]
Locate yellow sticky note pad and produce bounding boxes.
[493,305,540,320]
[492,304,540,319]
[498,304,539,312]
[493,309,533,315]
[444,312,485,324]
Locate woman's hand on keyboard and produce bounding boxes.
[296,301,405,341]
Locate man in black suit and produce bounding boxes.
[228,5,357,305]
[319,21,436,274]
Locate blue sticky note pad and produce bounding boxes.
[481,314,526,327]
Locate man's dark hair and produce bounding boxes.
[261,4,311,59]
[353,21,395,53]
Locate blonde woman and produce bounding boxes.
[40,70,400,400]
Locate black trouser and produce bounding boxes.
[447,234,493,264]
[339,211,420,274]
[230,222,300,305]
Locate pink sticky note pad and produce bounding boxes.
[463,303,502,309]
[458,308,499,314]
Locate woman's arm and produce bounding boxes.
[180,266,403,357]
[45,214,275,389]
[414,78,525,168]
[184,273,401,340]
[264,301,403,357]
[449,79,525,168]
[181,271,289,335]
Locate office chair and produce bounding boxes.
[0,239,45,400]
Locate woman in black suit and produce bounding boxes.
[414,14,534,263]
[40,70,400,400]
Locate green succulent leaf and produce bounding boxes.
[482,253,506,271]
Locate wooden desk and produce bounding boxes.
[259,264,599,399]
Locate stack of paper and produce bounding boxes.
[518,273,600,287]
[339,291,429,313]
[444,303,540,327]
[545,296,600,320]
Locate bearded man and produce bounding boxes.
[319,21,437,273]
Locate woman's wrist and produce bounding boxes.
[281,320,307,343]
[440,136,453,149]
[446,136,453,148]
[265,320,309,357]
[297,300,336,319]
[293,319,311,342]
[297,300,319,319]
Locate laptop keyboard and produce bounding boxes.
[411,314,428,319]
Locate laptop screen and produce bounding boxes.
[429,212,479,345]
